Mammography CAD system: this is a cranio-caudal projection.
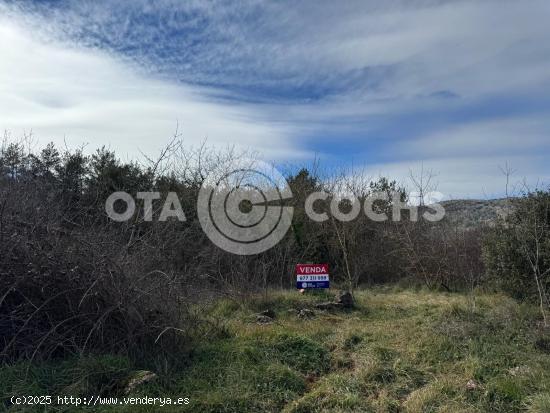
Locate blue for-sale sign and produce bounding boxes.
[296,264,330,289]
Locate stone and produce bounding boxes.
[256,315,274,324]
[466,379,478,391]
[298,309,315,319]
[509,366,531,377]
[123,371,158,395]
[314,292,354,311]
[259,309,276,319]
[337,291,354,308]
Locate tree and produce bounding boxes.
[484,190,550,325]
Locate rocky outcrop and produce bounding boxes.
[315,291,354,310]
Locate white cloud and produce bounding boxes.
[398,116,550,160]
[355,114,550,198]
[0,18,307,161]
[2,1,550,199]
[365,154,550,200]
[7,0,550,102]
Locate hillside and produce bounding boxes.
[440,198,513,228]
[3,289,550,412]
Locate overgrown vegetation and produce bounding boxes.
[1,136,550,411]
[483,191,550,324]
[2,289,550,412]
[0,136,495,362]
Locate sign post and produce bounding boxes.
[296,264,330,289]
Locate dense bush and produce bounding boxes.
[0,137,489,361]
[483,191,550,311]
[0,140,204,362]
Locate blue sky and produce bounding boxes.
[1,0,550,198]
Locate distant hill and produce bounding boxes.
[438,198,513,228]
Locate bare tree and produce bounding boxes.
[513,187,550,326]
[409,163,438,206]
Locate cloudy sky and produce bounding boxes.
[1,0,550,198]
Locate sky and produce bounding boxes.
[1,0,550,199]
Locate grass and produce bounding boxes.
[2,288,550,412]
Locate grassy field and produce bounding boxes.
[3,288,550,412]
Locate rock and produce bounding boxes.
[509,366,531,377]
[259,309,276,319]
[256,309,275,323]
[466,379,478,391]
[298,309,315,319]
[315,292,354,311]
[256,315,274,324]
[337,292,354,308]
[123,371,157,395]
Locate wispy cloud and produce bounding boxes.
[366,153,550,200]
[0,16,306,160]
[1,0,550,197]
[8,0,549,102]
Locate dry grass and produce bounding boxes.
[2,288,550,412]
